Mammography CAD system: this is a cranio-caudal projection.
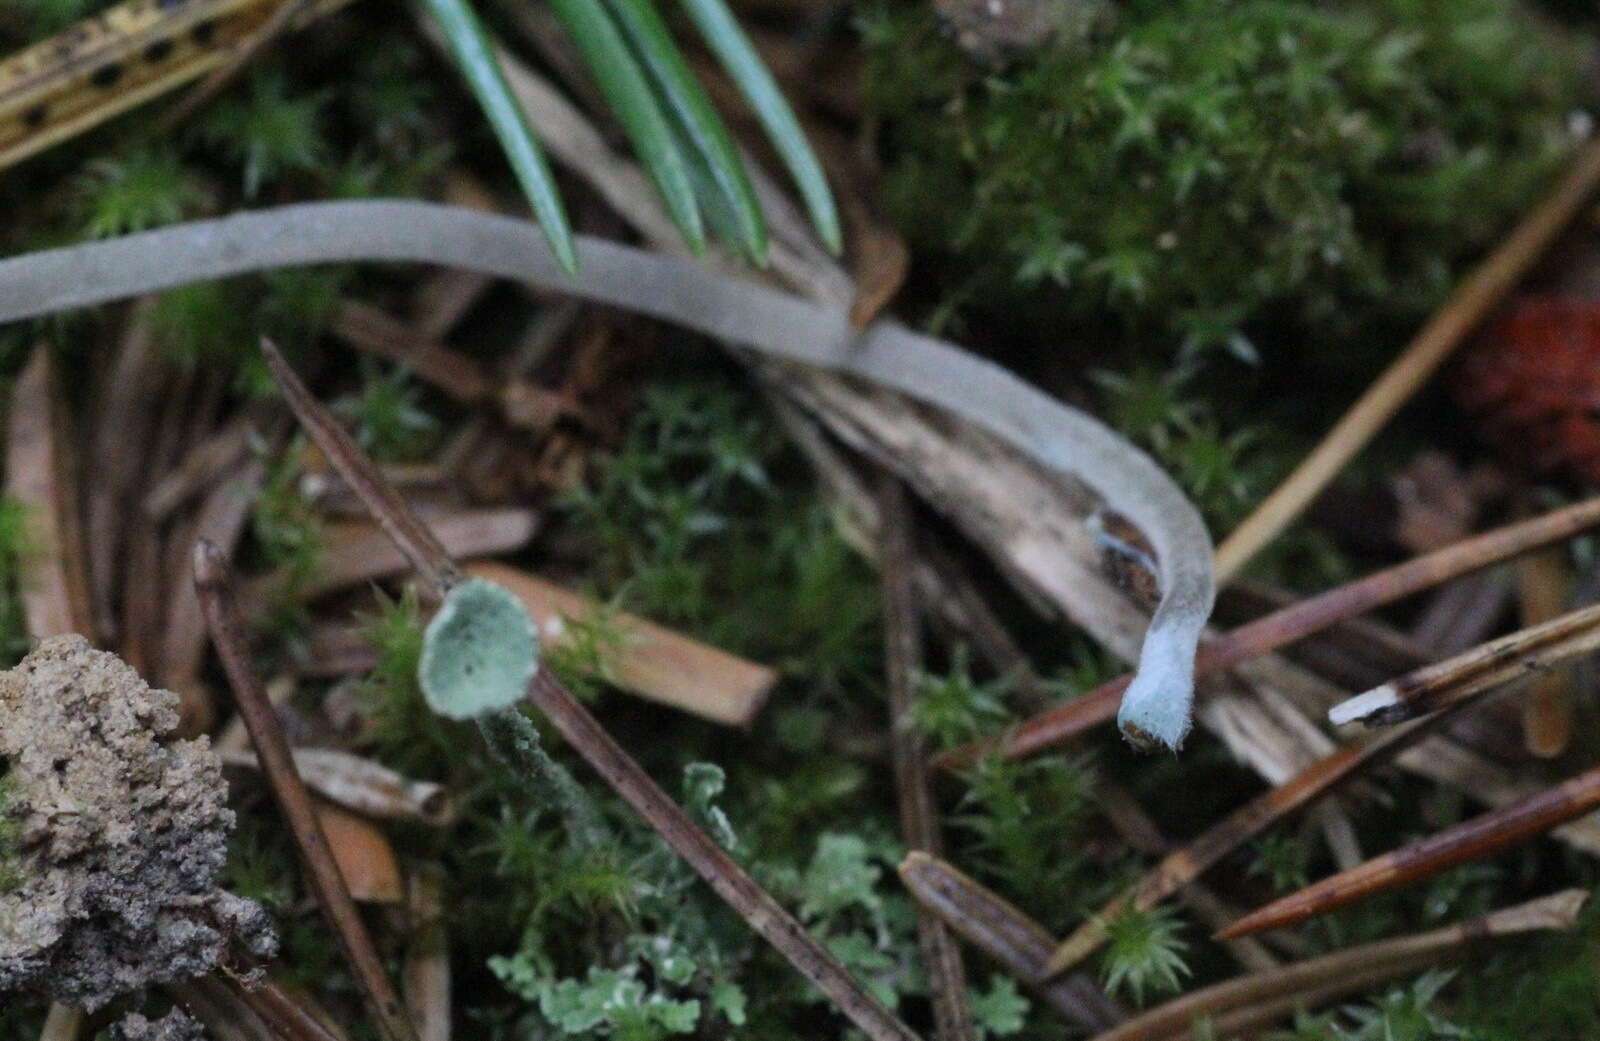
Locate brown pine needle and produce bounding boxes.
[898,852,1126,1035]
[260,338,461,595]
[1218,765,1600,939]
[933,494,1600,769]
[1214,136,1600,580]
[877,476,978,1041]
[194,541,419,1041]
[1041,691,1487,978]
[1096,890,1587,1041]
[1328,601,1600,728]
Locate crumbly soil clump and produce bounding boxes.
[0,635,275,1009]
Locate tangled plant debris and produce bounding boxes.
[0,635,275,1010]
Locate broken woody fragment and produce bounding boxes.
[1328,600,1600,728]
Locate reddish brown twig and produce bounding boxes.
[1329,601,1600,728]
[878,476,978,1041]
[1096,889,1587,1041]
[260,338,460,594]
[898,852,1125,1035]
[194,540,419,1041]
[1042,690,1488,978]
[1218,765,1600,939]
[934,494,1600,769]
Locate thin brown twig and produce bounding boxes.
[260,338,460,594]
[1097,889,1587,1041]
[878,475,978,1041]
[1214,137,1600,580]
[1328,601,1600,728]
[194,540,419,1041]
[897,852,1126,1034]
[1041,689,1492,978]
[934,494,1600,769]
[1218,763,1600,939]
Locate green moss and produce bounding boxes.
[864,0,1587,360]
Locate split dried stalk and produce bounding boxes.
[936,493,1600,769]
[1214,137,1600,580]
[1098,889,1587,1041]
[194,540,420,1041]
[8,346,93,640]
[877,476,978,1041]
[1329,601,1600,728]
[1219,762,1600,939]
[898,852,1125,1034]
[1042,692,1488,978]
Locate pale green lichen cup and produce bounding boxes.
[418,579,540,719]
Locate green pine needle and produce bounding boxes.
[418,0,579,273]
[547,0,706,256]
[602,0,767,265]
[678,0,841,255]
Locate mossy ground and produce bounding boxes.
[0,0,1598,1037]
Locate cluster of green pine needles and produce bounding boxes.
[422,0,841,273]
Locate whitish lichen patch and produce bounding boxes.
[0,636,275,1009]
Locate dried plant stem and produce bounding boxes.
[405,869,452,1041]
[1042,692,1486,978]
[194,541,419,1041]
[936,494,1600,769]
[1219,762,1600,939]
[878,476,978,1041]
[1097,889,1587,1041]
[1515,538,1573,758]
[1214,138,1600,580]
[898,852,1125,1035]
[1329,601,1600,728]
[260,339,460,595]
[525,669,923,1041]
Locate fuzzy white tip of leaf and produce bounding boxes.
[1327,685,1399,728]
[1117,638,1195,752]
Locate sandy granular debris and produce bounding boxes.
[0,635,276,1010]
